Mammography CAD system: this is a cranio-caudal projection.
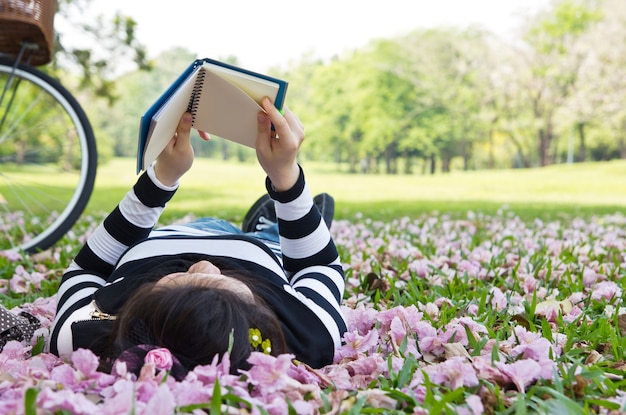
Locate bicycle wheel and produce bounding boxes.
[0,57,97,253]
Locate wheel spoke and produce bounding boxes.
[0,59,97,253]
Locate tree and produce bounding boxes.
[393,27,493,172]
[570,0,626,159]
[518,0,602,166]
[53,0,150,102]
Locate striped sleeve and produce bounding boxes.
[267,166,347,348]
[50,164,178,357]
[73,164,178,272]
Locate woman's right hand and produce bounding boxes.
[255,98,304,192]
[154,112,195,186]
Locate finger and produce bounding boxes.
[256,110,272,149]
[198,130,211,141]
[261,97,289,134]
[175,113,193,146]
[282,105,304,140]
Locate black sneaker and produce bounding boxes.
[242,193,335,232]
[314,193,335,228]
[242,194,276,233]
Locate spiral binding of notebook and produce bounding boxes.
[187,68,207,122]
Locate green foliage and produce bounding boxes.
[526,0,603,54]
[53,0,151,103]
[24,388,37,415]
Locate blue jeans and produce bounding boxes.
[182,218,281,257]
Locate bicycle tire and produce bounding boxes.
[0,57,97,253]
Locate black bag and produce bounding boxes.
[71,319,116,356]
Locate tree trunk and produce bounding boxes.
[538,118,555,167]
[385,147,392,174]
[538,128,548,167]
[507,132,531,168]
[403,149,412,174]
[463,141,472,171]
[619,138,626,160]
[348,152,357,173]
[441,156,451,173]
[577,122,586,163]
[488,128,495,169]
[430,154,436,175]
[384,143,398,174]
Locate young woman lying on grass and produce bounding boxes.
[50,99,346,379]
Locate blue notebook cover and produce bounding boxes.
[137,58,288,173]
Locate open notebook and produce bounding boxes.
[137,58,288,173]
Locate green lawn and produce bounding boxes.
[86,158,626,223]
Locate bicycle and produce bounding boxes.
[0,0,97,253]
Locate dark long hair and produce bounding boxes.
[102,257,287,376]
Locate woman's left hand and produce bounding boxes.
[154,112,195,186]
[255,99,304,191]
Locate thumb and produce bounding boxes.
[256,110,272,148]
[175,113,193,144]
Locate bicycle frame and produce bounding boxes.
[0,42,39,136]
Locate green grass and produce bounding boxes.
[85,158,626,223]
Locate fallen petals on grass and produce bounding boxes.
[2,211,626,413]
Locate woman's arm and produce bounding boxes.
[267,169,347,349]
[50,114,195,357]
[67,113,195,278]
[256,101,347,348]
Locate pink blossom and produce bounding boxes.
[563,306,584,323]
[413,320,437,340]
[100,379,138,414]
[0,250,22,262]
[490,287,508,311]
[582,268,598,286]
[496,359,541,392]
[457,394,484,415]
[287,361,323,386]
[0,341,27,361]
[36,387,100,415]
[290,399,318,415]
[418,357,479,390]
[343,305,377,334]
[335,329,379,360]
[72,348,99,377]
[50,364,76,386]
[144,384,177,415]
[246,353,294,393]
[465,304,479,316]
[170,378,212,407]
[192,353,232,384]
[145,348,174,371]
[591,281,622,301]
[511,336,554,361]
[408,258,432,277]
[356,389,397,409]
[9,265,46,294]
[457,259,481,278]
[471,356,510,385]
[536,359,558,381]
[389,316,407,345]
[522,276,539,294]
[423,302,439,320]
[346,354,387,382]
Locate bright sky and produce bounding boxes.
[88,0,551,72]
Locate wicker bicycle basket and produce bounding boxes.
[0,0,56,66]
